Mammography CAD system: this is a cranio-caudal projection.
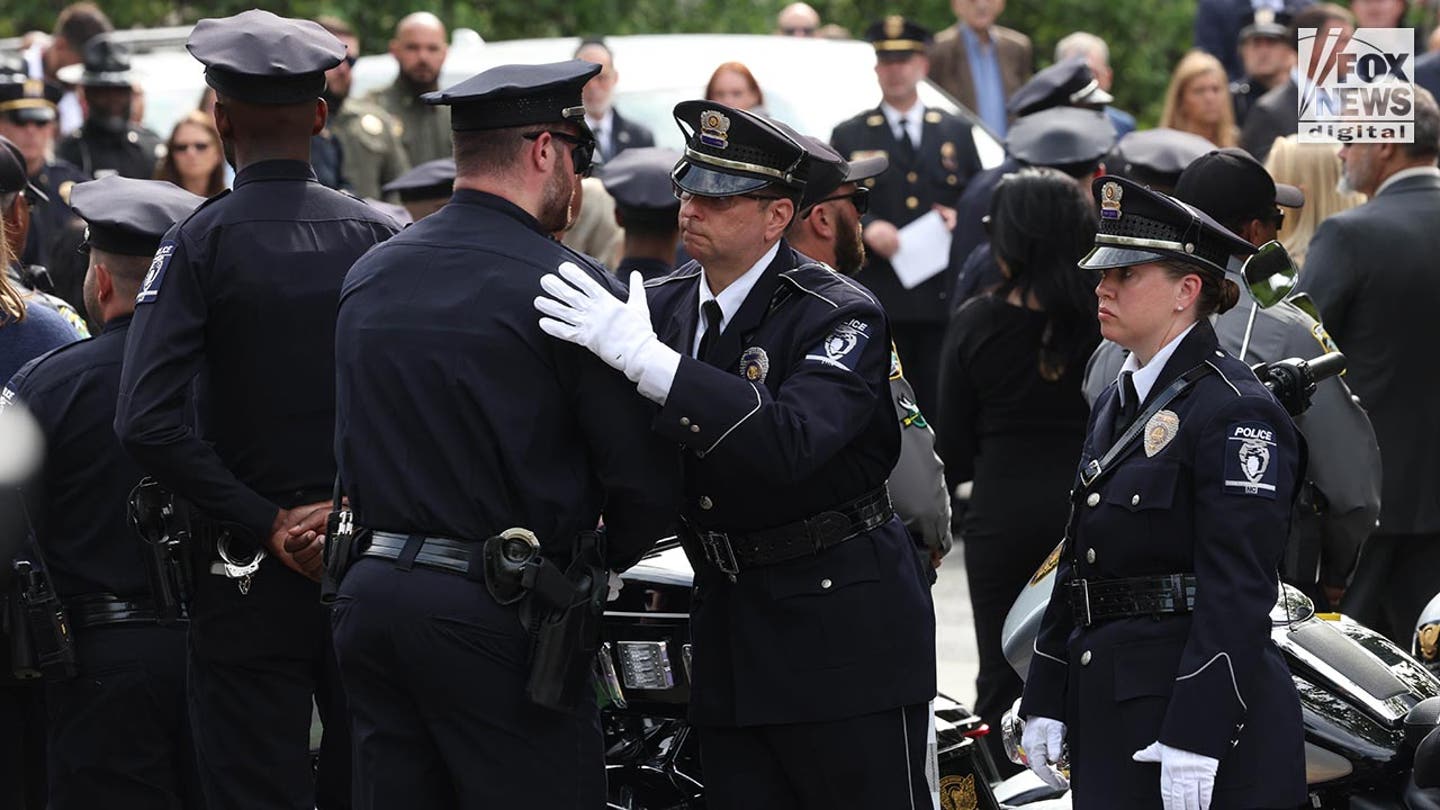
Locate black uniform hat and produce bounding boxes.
[1080,175,1255,277]
[1240,8,1292,43]
[1174,147,1304,229]
[0,69,63,125]
[1005,106,1117,176]
[796,134,886,213]
[187,10,345,105]
[1107,128,1216,190]
[671,100,834,198]
[864,16,932,58]
[599,147,682,221]
[56,35,135,88]
[381,158,456,202]
[1007,56,1114,118]
[0,136,47,203]
[69,176,203,256]
[424,60,599,133]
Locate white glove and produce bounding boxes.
[1133,741,1220,810]
[1021,715,1070,790]
[535,265,680,404]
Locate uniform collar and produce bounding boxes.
[448,188,548,236]
[233,159,318,187]
[697,240,779,335]
[101,313,133,334]
[1118,321,1200,405]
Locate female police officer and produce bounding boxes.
[1018,175,1306,810]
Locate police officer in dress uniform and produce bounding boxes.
[380,156,453,222]
[598,146,682,281]
[331,60,679,809]
[1084,148,1379,610]
[535,100,937,810]
[786,137,952,573]
[3,176,204,810]
[830,16,983,414]
[55,36,164,181]
[1020,176,1307,810]
[0,66,87,274]
[114,12,401,810]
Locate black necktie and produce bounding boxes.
[696,300,723,359]
[895,120,917,165]
[1115,371,1139,435]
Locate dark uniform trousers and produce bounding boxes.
[829,106,982,414]
[1021,321,1307,809]
[646,248,937,810]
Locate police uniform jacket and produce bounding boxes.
[57,120,164,180]
[332,98,411,200]
[335,189,680,567]
[830,106,982,324]
[1084,298,1380,592]
[645,245,936,726]
[1021,319,1307,809]
[115,160,401,544]
[4,316,151,599]
[22,159,87,269]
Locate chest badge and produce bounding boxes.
[1143,409,1180,457]
[739,346,770,383]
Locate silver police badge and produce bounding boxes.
[739,346,770,383]
[699,110,731,150]
[1143,409,1180,457]
[1100,181,1123,220]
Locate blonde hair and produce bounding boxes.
[0,214,22,324]
[1160,51,1238,148]
[1263,135,1366,268]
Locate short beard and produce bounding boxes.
[538,158,575,234]
[833,214,866,275]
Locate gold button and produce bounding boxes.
[680,417,690,427]
[1131,494,1141,506]
[690,424,700,433]
[1086,493,1100,507]
[699,496,713,510]
[947,174,958,185]
[1081,650,1092,666]
[820,578,833,589]
[1086,548,1096,564]
[905,196,919,210]
[864,178,876,188]
[906,171,918,183]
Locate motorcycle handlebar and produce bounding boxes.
[1305,351,1346,385]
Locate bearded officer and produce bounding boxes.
[534,100,936,809]
[114,11,401,810]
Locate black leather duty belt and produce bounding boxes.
[361,531,480,579]
[686,485,893,576]
[1069,574,1198,627]
[66,594,161,630]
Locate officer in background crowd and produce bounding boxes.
[380,156,454,222]
[574,38,655,162]
[331,60,679,808]
[316,16,411,201]
[0,64,87,274]
[3,176,204,810]
[831,16,983,414]
[1084,148,1379,610]
[1229,10,1296,128]
[1104,127,1217,192]
[536,100,936,809]
[0,137,89,335]
[55,36,163,180]
[367,12,452,165]
[786,139,953,570]
[114,12,401,810]
[597,145,680,280]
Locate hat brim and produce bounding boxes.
[1079,86,1114,107]
[845,155,888,184]
[1240,24,1291,42]
[1079,244,1167,270]
[4,106,56,124]
[1275,182,1304,208]
[671,160,771,197]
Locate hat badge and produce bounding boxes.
[1255,8,1276,25]
[699,110,731,150]
[1100,181,1123,220]
[22,79,43,99]
[885,15,905,38]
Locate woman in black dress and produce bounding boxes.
[935,167,1099,769]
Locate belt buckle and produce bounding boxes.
[700,531,739,577]
[1079,459,1102,488]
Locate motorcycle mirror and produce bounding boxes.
[1238,241,1298,308]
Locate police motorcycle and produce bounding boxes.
[992,244,1440,810]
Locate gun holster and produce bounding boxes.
[127,478,194,625]
[9,560,76,681]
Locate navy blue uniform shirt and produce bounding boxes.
[335,189,680,567]
[116,159,400,541]
[4,316,150,597]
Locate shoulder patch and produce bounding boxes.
[889,343,904,380]
[136,241,176,304]
[804,317,874,373]
[1310,321,1339,356]
[1224,421,1279,499]
[0,384,16,415]
[897,388,928,429]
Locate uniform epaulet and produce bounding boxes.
[643,264,702,289]
[778,262,878,309]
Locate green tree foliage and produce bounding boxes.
[4,0,1194,125]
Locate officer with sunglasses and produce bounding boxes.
[0,63,88,274]
[534,99,937,810]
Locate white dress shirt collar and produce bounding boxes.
[1118,322,1198,406]
[880,101,925,146]
[694,241,781,355]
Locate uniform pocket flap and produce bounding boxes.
[1113,641,1181,702]
[1104,461,1180,512]
[764,535,881,599]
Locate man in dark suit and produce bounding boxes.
[1416,50,1440,103]
[1294,88,1440,645]
[1239,4,1353,162]
[575,38,654,162]
[1229,10,1297,127]
[831,16,983,414]
[926,0,1032,136]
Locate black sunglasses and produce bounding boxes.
[810,187,870,216]
[1267,208,1286,229]
[523,130,596,177]
[344,54,358,68]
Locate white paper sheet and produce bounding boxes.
[889,210,953,290]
